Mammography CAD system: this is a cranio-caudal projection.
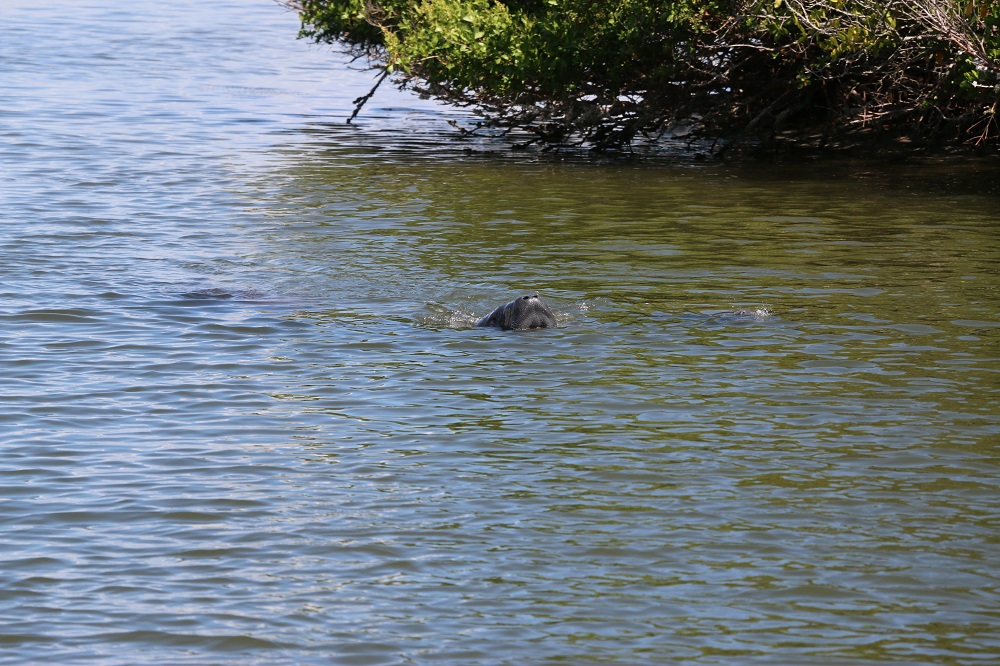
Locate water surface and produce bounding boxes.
[2,1,999,664]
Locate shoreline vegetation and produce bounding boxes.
[287,0,999,158]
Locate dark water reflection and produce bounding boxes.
[2,0,999,664]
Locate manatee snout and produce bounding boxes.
[477,293,557,331]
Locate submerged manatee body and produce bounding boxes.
[477,294,557,331]
[180,288,234,300]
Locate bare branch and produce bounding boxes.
[347,67,390,124]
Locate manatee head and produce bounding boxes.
[477,293,557,331]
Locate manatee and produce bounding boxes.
[726,307,773,320]
[477,293,557,331]
[177,288,269,301]
[180,288,234,300]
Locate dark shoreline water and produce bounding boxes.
[2,1,999,664]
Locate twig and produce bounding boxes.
[347,67,390,124]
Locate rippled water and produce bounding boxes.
[2,1,1000,664]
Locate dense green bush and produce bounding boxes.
[291,0,999,152]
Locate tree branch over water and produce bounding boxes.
[287,0,1000,153]
[348,66,390,124]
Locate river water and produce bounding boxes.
[2,1,999,664]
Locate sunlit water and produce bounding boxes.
[2,1,999,664]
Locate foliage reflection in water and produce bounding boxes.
[222,139,1000,662]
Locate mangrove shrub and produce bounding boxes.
[290,0,1000,152]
